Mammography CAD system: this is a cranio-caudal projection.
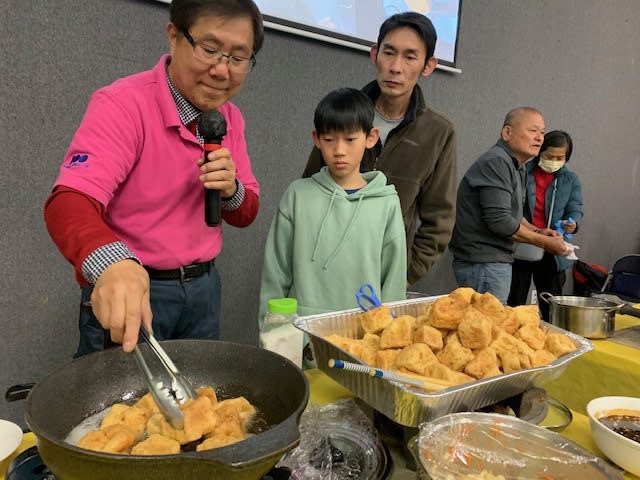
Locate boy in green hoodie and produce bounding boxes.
[259,87,407,326]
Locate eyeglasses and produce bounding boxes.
[182,29,256,74]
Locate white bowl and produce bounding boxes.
[0,419,22,461]
[587,396,640,476]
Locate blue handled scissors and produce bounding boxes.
[355,283,383,312]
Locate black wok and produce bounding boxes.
[22,340,308,480]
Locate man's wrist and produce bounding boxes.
[81,242,140,284]
[221,180,245,210]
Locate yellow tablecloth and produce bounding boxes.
[306,369,639,479]
[1,432,36,480]
[3,367,637,479]
[545,311,640,415]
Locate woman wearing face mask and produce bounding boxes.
[508,130,584,320]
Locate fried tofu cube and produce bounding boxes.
[100,404,129,429]
[457,308,493,349]
[489,330,520,357]
[429,294,467,329]
[436,339,474,372]
[516,323,546,350]
[450,287,475,304]
[324,334,355,352]
[216,397,256,428]
[77,430,109,452]
[376,349,401,370]
[498,307,520,334]
[345,339,365,361]
[182,396,217,442]
[197,386,218,405]
[545,332,577,357]
[146,413,189,444]
[100,404,148,434]
[413,325,443,352]
[472,292,508,323]
[464,348,501,379]
[422,362,457,382]
[197,429,245,451]
[210,400,246,439]
[531,349,557,367]
[449,370,475,386]
[360,306,393,334]
[131,434,180,455]
[380,315,416,349]
[362,333,381,350]
[135,393,161,416]
[394,343,438,375]
[513,305,541,328]
[101,424,137,454]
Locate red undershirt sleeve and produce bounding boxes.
[222,187,259,227]
[44,186,119,286]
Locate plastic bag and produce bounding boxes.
[416,412,622,479]
[277,399,387,479]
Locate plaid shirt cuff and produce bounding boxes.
[81,241,140,285]
[221,180,245,211]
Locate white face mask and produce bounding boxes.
[539,159,565,173]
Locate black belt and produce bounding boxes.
[145,259,213,282]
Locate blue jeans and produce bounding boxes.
[452,260,512,304]
[75,262,221,357]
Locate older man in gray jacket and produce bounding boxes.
[448,107,568,303]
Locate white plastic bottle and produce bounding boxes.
[259,298,304,368]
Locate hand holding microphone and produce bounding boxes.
[198,110,232,227]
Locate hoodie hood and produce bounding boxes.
[310,166,398,199]
[309,167,397,269]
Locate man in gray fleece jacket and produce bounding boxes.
[448,107,568,303]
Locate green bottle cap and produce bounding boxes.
[267,298,298,314]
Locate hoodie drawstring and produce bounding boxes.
[311,187,338,262]
[322,195,364,269]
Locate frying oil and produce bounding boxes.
[65,407,111,445]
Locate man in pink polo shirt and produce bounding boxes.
[44,0,263,356]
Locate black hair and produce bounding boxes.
[314,88,375,135]
[377,12,437,61]
[170,0,264,53]
[540,130,574,162]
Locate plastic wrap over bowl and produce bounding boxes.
[418,412,623,479]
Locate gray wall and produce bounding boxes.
[1,0,638,426]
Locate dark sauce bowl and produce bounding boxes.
[587,396,640,477]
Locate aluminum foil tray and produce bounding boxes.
[294,296,593,427]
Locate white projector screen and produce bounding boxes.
[152,0,462,71]
[254,0,462,69]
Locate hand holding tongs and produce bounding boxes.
[133,328,197,430]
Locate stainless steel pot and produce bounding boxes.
[539,293,640,339]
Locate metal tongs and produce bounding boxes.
[134,328,197,430]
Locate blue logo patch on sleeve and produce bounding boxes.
[64,154,90,169]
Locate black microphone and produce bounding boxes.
[198,110,227,227]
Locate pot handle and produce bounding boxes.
[539,292,554,304]
[5,383,35,402]
[619,303,640,319]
